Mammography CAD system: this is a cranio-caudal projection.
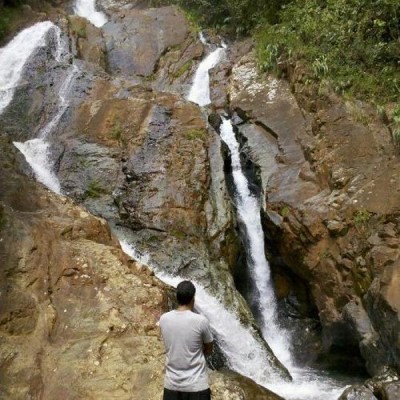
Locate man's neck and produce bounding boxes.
[177,305,193,312]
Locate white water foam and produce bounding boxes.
[118,237,285,386]
[199,32,208,45]
[219,117,348,399]
[187,46,225,106]
[219,117,293,366]
[74,0,108,28]
[14,139,61,193]
[0,21,55,115]
[13,64,78,194]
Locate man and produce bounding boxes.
[159,280,213,400]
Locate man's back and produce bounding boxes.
[160,310,213,392]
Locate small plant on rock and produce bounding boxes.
[186,129,207,141]
[391,105,400,145]
[85,180,105,199]
[353,208,372,230]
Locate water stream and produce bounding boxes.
[187,39,353,399]
[0,21,55,115]
[8,23,78,194]
[0,14,359,400]
[118,237,284,385]
[219,118,347,399]
[74,0,108,28]
[187,39,226,106]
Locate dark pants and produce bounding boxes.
[163,388,211,400]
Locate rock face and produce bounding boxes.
[103,6,189,77]
[0,141,168,399]
[211,44,400,376]
[0,2,291,397]
[0,138,282,399]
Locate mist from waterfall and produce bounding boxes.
[74,0,108,28]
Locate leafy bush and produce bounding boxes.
[186,129,207,141]
[150,0,289,34]
[0,5,20,42]
[255,0,400,102]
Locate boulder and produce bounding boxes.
[103,6,189,77]
[338,385,378,400]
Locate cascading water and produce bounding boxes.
[74,0,108,28]
[118,237,285,386]
[187,36,226,106]
[219,117,292,366]
[187,39,352,399]
[10,24,78,194]
[219,117,349,399]
[0,21,55,115]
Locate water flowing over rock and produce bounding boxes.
[0,4,291,398]
[209,43,400,389]
[2,0,400,398]
[0,21,55,114]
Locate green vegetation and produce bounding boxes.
[279,206,290,218]
[353,208,372,227]
[0,4,22,42]
[109,123,123,141]
[186,129,207,141]
[153,0,400,104]
[85,180,106,199]
[171,229,186,239]
[150,0,288,35]
[255,0,400,102]
[173,60,193,78]
[391,105,400,144]
[67,15,88,39]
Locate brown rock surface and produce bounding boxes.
[214,48,400,373]
[0,139,278,399]
[103,6,189,77]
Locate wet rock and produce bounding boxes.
[378,381,400,400]
[208,113,223,131]
[365,264,400,372]
[338,385,378,400]
[342,300,388,375]
[209,370,284,400]
[103,6,189,77]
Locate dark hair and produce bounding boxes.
[176,281,196,305]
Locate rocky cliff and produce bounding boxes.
[2,0,400,398]
[209,40,400,391]
[0,1,287,398]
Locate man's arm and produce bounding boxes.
[203,341,213,356]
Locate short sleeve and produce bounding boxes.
[201,317,213,344]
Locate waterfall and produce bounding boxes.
[187,36,225,107]
[74,0,108,28]
[219,117,292,366]
[0,21,55,115]
[118,237,285,385]
[11,26,78,194]
[219,117,348,399]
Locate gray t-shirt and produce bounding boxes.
[159,310,213,392]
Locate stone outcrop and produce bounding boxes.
[0,140,168,399]
[210,43,400,377]
[0,3,292,396]
[0,138,282,399]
